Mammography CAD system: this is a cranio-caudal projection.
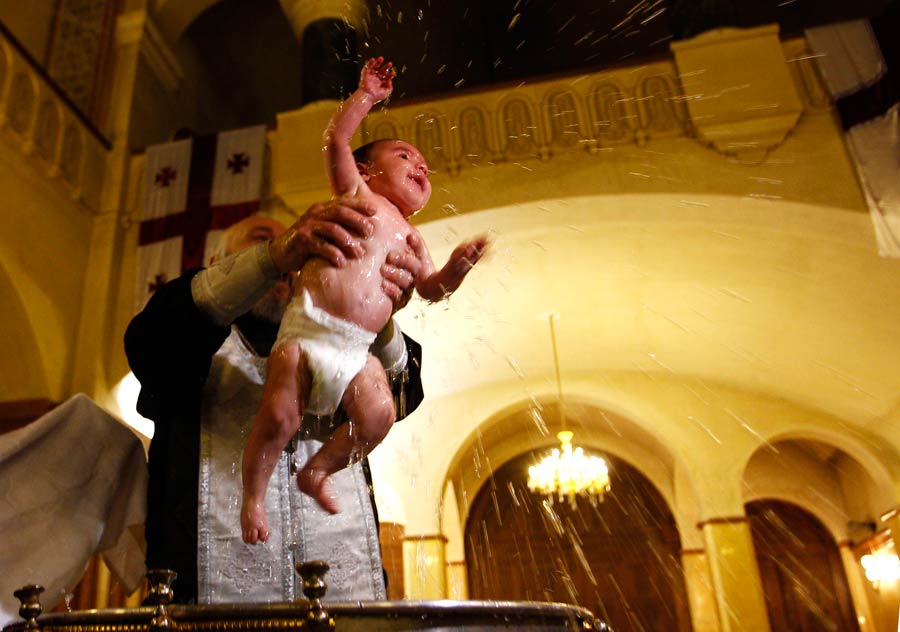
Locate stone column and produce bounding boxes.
[681,548,722,632]
[886,512,900,557]
[838,540,876,632]
[402,534,448,599]
[279,0,367,103]
[700,517,772,632]
[69,7,148,398]
[446,560,468,600]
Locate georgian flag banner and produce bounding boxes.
[135,125,267,310]
[806,5,900,257]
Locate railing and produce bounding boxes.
[0,20,110,212]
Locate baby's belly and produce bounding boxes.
[300,257,394,334]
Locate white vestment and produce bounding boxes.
[0,395,147,626]
[196,329,386,603]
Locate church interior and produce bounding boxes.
[1,0,899,630]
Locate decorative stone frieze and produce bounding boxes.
[273,35,831,210]
[360,60,689,177]
[0,34,108,211]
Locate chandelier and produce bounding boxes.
[526,315,611,506]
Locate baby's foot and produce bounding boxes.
[298,468,341,514]
[241,494,270,544]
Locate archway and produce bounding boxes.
[747,500,860,632]
[465,451,692,632]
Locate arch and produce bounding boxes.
[0,259,52,400]
[454,104,495,166]
[0,41,9,96]
[8,71,36,135]
[366,117,402,144]
[412,110,451,174]
[464,450,693,630]
[742,431,897,542]
[151,0,222,43]
[496,95,542,160]
[541,88,587,150]
[587,80,636,146]
[636,73,686,135]
[34,100,61,163]
[441,394,702,548]
[60,124,84,185]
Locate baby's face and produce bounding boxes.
[364,140,431,217]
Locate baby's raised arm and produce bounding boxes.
[411,232,491,303]
[323,57,395,197]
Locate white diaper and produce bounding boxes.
[274,289,376,416]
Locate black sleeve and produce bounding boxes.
[397,333,424,420]
[124,269,231,423]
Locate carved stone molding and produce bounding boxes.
[0,34,107,212]
[361,61,689,178]
[274,36,835,210]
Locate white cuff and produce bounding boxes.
[372,318,408,375]
[191,241,281,326]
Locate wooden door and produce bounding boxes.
[747,500,860,632]
[466,451,693,631]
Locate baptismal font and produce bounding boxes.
[5,562,610,632]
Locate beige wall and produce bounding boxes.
[0,0,57,63]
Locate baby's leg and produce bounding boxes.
[298,354,396,514]
[241,344,310,544]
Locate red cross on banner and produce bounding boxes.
[134,125,268,311]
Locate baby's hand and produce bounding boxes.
[447,234,491,279]
[360,57,395,102]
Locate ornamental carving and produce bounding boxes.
[368,118,400,142]
[456,105,494,166]
[413,111,450,173]
[9,72,35,135]
[499,96,541,160]
[61,125,83,185]
[636,74,686,135]
[589,81,636,146]
[543,89,586,150]
[36,101,61,162]
[356,38,827,178]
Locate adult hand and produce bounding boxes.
[268,197,377,273]
[381,232,424,311]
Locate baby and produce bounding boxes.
[241,57,489,543]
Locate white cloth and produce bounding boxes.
[806,20,900,257]
[0,395,148,626]
[805,20,885,98]
[196,328,385,603]
[275,290,376,416]
[845,105,900,257]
